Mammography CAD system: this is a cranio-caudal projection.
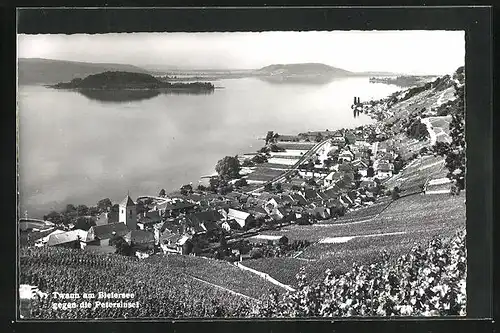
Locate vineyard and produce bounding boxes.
[242,192,465,287]
[19,247,274,319]
[257,229,466,317]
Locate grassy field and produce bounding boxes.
[276,142,317,150]
[243,192,465,287]
[260,163,293,170]
[383,155,446,194]
[246,167,286,182]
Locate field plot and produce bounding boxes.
[145,254,280,298]
[276,142,317,150]
[326,198,392,224]
[246,192,465,287]
[267,157,299,165]
[384,155,445,194]
[246,167,285,182]
[20,247,261,318]
[260,163,293,170]
[427,115,452,144]
[243,257,308,287]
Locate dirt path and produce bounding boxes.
[234,262,296,292]
[185,273,260,303]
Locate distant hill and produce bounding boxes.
[18,58,151,85]
[255,63,353,77]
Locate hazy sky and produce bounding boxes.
[18,31,465,75]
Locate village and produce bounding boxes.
[20,101,456,263]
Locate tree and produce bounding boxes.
[44,211,65,225]
[264,183,273,192]
[159,189,166,197]
[393,155,405,174]
[366,167,375,177]
[65,204,76,214]
[74,216,96,231]
[234,178,248,188]
[180,184,193,196]
[97,198,112,212]
[269,144,285,152]
[315,133,323,142]
[265,131,274,145]
[275,183,283,193]
[111,204,119,213]
[391,189,400,201]
[215,156,241,180]
[432,141,451,156]
[113,236,132,256]
[249,248,263,259]
[251,154,268,164]
[242,159,255,167]
[76,204,89,216]
[197,184,207,191]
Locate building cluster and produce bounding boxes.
[25,125,401,259]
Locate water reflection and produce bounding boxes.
[78,89,214,103]
[256,75,354,86]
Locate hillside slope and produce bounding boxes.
[257,63,353,76]
[18,58,151,85]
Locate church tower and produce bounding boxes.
[119,195,137,230]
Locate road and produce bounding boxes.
[247,138,332,194]
[136,195,169,203]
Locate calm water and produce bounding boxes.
[18,77,401,217]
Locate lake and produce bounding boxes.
[18,77,401,218]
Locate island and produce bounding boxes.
[49,71,215,93]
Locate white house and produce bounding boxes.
[338,150,355,163]
[374,162,394,179]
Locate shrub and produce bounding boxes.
[256,229,466,317]
[249,248,263,259]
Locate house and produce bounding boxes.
[221,219,242,232]
[301,188,321,201]
[323,172,336,187]
[159,232,191,254]
[47,230,87,249]
[339,194,354,207]
[376,151,394,162]
[338,150,355,163]
[290,193,307,206]
[272,207,287,221]
[331,133,346,146]
[322,187,339,200]
[155,201,195,217]
[374,162,394,179]
[225,208,254,229]
[247,235,288,246]
[351,159,369,176]
[360,179,378,190]
[325,184,341,194]
[86,222,130,246]
[35,229,66,247]
[137,210,162,230]
[123,230,155,251]
[365,191,376,201]
[246,207,268,220]
[279,194,295,206]
[310,207,330,220]
[95,211,119,226]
